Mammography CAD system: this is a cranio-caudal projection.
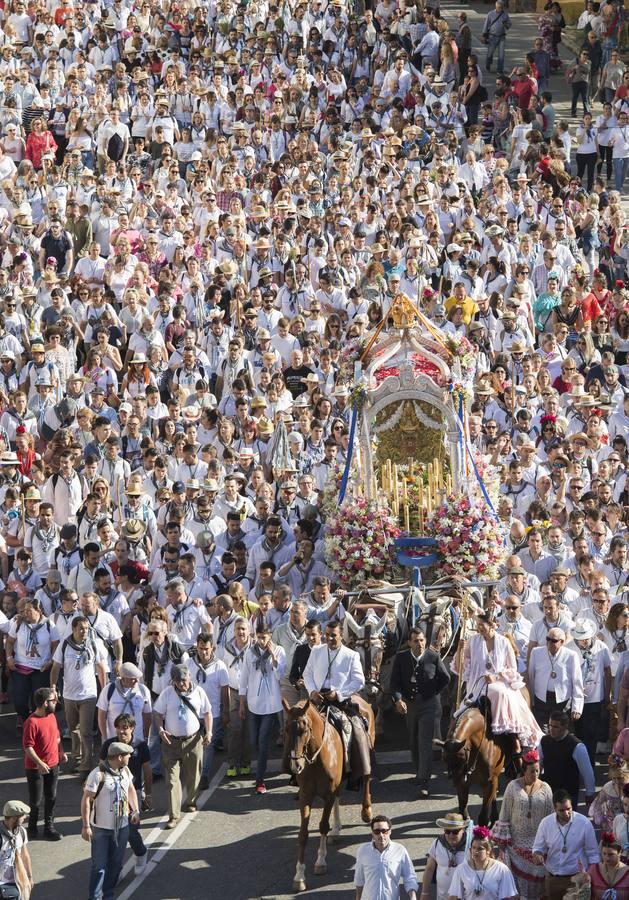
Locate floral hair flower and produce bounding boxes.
[472,826,492,841]
[601,831,618,846]
[522,749,539,764]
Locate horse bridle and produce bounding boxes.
[289,706,330,766]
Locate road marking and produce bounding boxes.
[115,748,457,898]
[116,763,227,900]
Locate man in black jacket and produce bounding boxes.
[390,627,450,798]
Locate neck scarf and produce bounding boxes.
[193,652,214,683]
[613,629,627,654]
[24,620,46,658]
[66,635,95,669]
[252,642,272,676]
[99,761,128,845]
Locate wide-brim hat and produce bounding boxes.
[571,618,596,641]
[219,260,238,276]
[435,812,469,829]
[0,451,19,465]
[122,518,146,539]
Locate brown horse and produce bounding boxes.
[436,706,505,826]
[283,696,375,893]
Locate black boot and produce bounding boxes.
[44,822,62,841]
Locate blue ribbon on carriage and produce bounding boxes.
[338,401,359,505]
[452,387,500,523]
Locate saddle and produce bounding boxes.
[325,698,373,790]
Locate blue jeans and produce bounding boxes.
[202,711,225,776]
[128,820,146,858]
[614,156,629,192]
[11,668,50,721]
[486,35,506,73]
[149,711,162,775]
[248,712,275,781]
[88,825,129,900]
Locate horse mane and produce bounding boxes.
[450,707,485,744]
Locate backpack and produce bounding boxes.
[107,131,125,162]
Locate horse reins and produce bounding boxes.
[290,706,330,766]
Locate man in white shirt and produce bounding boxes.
[50,616,107,776]
[528,627,584,728]
[165,578,212,650]
[188,634,229,788]
[354,814,418,900]
[496,596,531,673]
[239,623,286,794]
[63,590,123,678]
[609,109,629,193]
[153,664,211,828]
[567,618,612,765]
[532,789,599,900]
[96,662,152,743]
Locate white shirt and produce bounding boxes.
[188,656,229,717]
[85,765,134,830]
[353,840,419,899]
[167,600,212,649]
[63,609,122,674]
[216,639,250,690]
[153,683,211,737]
[238,644,286,715]
[565,638,612,704]
[53,635,107,701]
[96,680,152,740]
[9,617,53,670]
[528,644,585,712]
[532,811,600,875]
[303,643,365,701]
[497,614,532,672]
[448,858,517,899]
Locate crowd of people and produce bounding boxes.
[0,0,627,893]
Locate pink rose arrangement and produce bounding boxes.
[325,498,401,587]
[427,494,507,580]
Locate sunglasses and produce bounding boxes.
[445,829,463,835]
[504,606,520,611]
[546,637,561,644]
[372,828,390,835]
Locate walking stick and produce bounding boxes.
[455,592,470,709]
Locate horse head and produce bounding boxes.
[283,698,317,776]
[440,737,471,781]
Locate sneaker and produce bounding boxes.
[418,782,429,799]
[43,826,62,841]
[165,817,180,830]
[239,765,251,776]
[134,853,148,876]
[199,775,210,791]
[226,766,238,778]
[255,780,267,795]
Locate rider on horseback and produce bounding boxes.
[453,612,543,766]
[302,619,372,785]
